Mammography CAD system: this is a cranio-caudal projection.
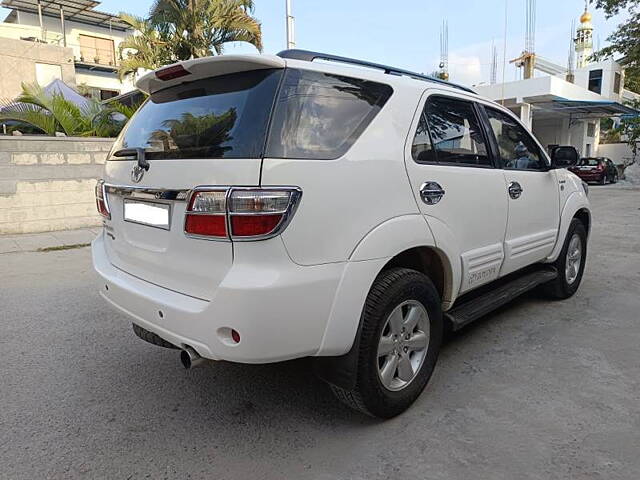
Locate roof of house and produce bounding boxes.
[1,0,130,31]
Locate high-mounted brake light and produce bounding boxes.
[184,187,302,240]
[155,64,190,81]
[95,180,110,220]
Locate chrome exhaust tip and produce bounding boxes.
[180,345,205,369]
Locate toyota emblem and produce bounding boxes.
[131,164,145,183]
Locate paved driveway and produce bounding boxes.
[1,185,639,479]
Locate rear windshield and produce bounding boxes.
[111,69,282,160]
[578,158,601,166]
[109,68,392,161]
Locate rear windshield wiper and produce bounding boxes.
[112,147,150,171]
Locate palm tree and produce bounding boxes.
[117,14,172,80]
[118,0,262,79]
[0,83,137,137]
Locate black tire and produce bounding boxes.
[599,174,607,185]
[542,218,587,299]
[611,171,618,184]
[329,268,443,418]
[132,323,179,349]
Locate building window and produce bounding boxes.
[80,86,120,101]
[100,90,120,101]
[79,35,116,66]
[614,72,622,94]
[588,69,603,94]
[35,63,62,86]
[587,123,596,137]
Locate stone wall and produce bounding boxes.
[0,136,113,234]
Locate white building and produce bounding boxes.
[475,4,638,159]
[0,0,136,100]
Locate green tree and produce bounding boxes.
[117,14,172,80]
[619,99,640,155]
[118,0,262,79]
[0,83,137,137]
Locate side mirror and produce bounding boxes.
[550,146,579,168]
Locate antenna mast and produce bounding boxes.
[490,40,498,84]
[567,20,576,82]
[286,0,295,49]
[438,20,449,80]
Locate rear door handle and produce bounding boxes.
[508,181,523,199]
[420,182,445,205]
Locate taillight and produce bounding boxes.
[95,180,110,220]
[596,163,605,171]
[184,190,227,239]
[184,187,302,240]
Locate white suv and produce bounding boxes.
[93,50,590,418]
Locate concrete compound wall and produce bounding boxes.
[0,136,113,234]
[0,37,76,101]
[598,142,638,167]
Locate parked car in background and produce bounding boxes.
[569,157,619,184]
[93,50,591,418]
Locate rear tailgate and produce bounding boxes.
[100,58,285,300]
[102,160,260,301]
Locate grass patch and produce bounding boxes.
[38,243,90,252]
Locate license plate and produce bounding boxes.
[123,199,171,230]
[579,167,593,170]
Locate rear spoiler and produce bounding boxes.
[136,55,286,95]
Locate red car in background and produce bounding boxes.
[569,157,619,185]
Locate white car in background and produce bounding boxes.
[93,50,591,418]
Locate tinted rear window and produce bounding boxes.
[109,68,392,161]
[111,69,282,160]
[266,69,393,160]
[578,158,601,166]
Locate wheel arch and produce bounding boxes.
[381,246,453,308]
[546,191,591,263]
[314,216,457,390]
[347,214,457,307]
[574,207,591,238]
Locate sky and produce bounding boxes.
[2,0,631,86]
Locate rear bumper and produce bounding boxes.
[92,232,349,363]
[570,171,604,182]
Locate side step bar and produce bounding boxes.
[445,267,558,331]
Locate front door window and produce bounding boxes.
[485,107,545,170]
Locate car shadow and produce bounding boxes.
[72,289,548,451]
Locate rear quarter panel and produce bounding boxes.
[261,84,423,266]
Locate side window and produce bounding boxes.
[412,96,491,166]
[411,113,435,162]
[485,107,544,171]
[266,69,393,160]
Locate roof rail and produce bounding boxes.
[277,49,476,94]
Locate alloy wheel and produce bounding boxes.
[565,233,582,285]
[377,300,430,391]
